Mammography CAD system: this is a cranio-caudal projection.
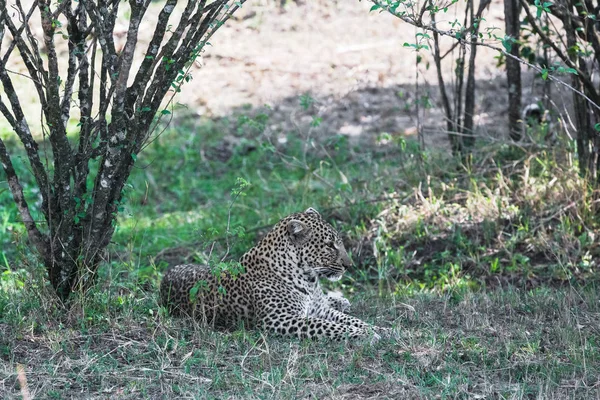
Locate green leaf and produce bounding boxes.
[189,280,208,302]
[189,285,200,302]
[370,4,381,11]
[501,36,513,52]
[299,93,314,110]
[161,109,171,115]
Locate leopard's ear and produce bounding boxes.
[287,219,311,243]
[304,207,320,216]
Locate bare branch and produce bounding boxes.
[370,0,600,112]
[0,138,50,261]
[143,0,247,145]
[518,0,599,103]
[2,1,37,63]
[126,0,179,114]
[416,0,429,25]
[140,0,206,113]
[61,1,80,126]
[0,98,16,128]
[15,0,46,80]
[203,1,247,42]
[431,11,456,149]
[463,0,492,143]
[1,0,47,107]
[84,0,119,88]
[38,0,75,214]
[144,1,224,121]
[77,23,95,152]
[112,0,151,118]
[74,4,94,202]
[0,62,52,218]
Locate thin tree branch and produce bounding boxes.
[14,0,46,79]
[2,1,37,64]
[518,0,599,102]
[125,0,179,115]
[140,0,206,112]
[111,0,151,120]
[73,3,94,214]
[38,0,75,225]
[61,1,80,126]
[370,0,600,112]
[463,0,492,143]
[84,0,119,98]
[143,0,248,146]
[149,0,223,113]
[431,11,457,151]
[0,138,50,261]
[2,0,48,108]
[0,62,52,219]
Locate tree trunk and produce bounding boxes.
[503,0,522,141]
[564,0,594,179]
[0,0,248,301]
[462,0,492,149]
[431,14,461,154]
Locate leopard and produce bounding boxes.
[160,207,392,342]
[324,290,351,313]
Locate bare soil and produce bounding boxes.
[2,1,570,149]
[178,0,558,149]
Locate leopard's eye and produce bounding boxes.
[327,241,336,249]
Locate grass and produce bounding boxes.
[1,98,600,398]
[2,279,599,398]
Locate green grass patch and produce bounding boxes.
[1,266,599,398]
[1,99,600,399]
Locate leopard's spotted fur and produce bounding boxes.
[160,208,391,342]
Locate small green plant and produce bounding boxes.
[211,261,246,296]
[189,279,210,303]
[0,268,26,292]
[299,93,315,110]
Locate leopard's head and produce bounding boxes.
[283,207,353,281]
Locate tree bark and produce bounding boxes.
[463,0,491,148]
[504,0,522,141]
[0,0,248,300]
[431,13,461,154]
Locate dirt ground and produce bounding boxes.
[176,0,559,149]
[190,0,509,111]
[2,0,570,149]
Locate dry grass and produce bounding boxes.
[1,282,599,399]
[1,3,599,399]
[355,144,600,290]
